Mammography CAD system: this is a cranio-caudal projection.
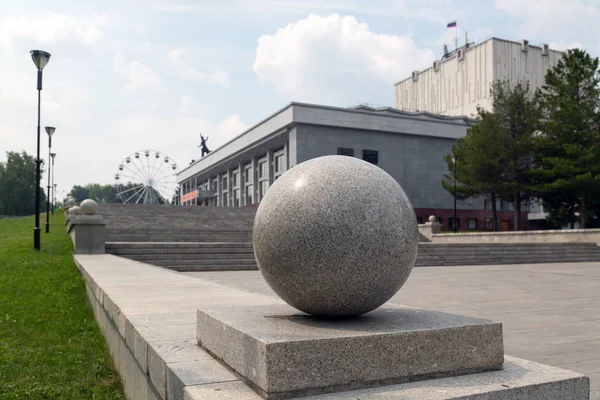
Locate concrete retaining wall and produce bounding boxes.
[431,228,600,246]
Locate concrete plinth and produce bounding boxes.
[184,355,589,400]
[196,304,504,399]
[68,215,107,254]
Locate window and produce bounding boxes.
[484,218,493,230]
[274,154,284,173]
[467,218,477,230]
[212,178,218,191]
[223,194,229,207]
[417,216,423,224]
[449,218,460,230]
[363,149,378,165]
[337,147,354,157]
[233,189,240,207]
[222,176,228,189]
[245,185,253,205]
[233,171,239,187]
[259,180,269,201]
[244,164,252,183]
[500,200,509,211]
[484,199,491,210]
[259,161,266,178]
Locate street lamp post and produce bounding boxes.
[45,127,55,233]
[53,183,57,215]
[30,50,51,250]
[451,155,457,233]
[50,152,56,216]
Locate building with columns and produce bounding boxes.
[394,37,564,117]
[177,102,530,231]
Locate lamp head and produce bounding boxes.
[30,50,51,70]
[451,155,456,164]
[45,126,56,137]
[50,153,56,160]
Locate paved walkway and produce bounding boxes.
[184,262,600,399]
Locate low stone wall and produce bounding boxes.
[74,254,279,400]
[431,228,600,246]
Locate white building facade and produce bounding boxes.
[394,38,564,117]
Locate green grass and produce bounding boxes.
[0,212,124,399]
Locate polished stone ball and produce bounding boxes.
[69,206,82,215]
[80,199,98,215]
[428,215,437,223]
[253,155,419,317]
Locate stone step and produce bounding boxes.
[105,242,253,249]
[119,253,254,260]
[130,258,258,266]
[159,264,259,272]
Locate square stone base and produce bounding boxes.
[184,355,590,399]
[197,304,505,399]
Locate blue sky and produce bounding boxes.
[0,0,597,198]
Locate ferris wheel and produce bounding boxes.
[114,150,179,205]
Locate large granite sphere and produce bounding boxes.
[80,199,98,215]
[253,155,419,317]
[69,206,82,215]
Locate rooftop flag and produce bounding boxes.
[447,21,457,28]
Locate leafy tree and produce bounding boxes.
[443,81,543,231]
[70,185,89,203]
[442,109,506,231]
[70,182,145,204]
[0,151,47,216]
[490,81,541,230]
[172,187,180,205]
[533,49,600,228]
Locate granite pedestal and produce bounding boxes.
[68,215,107,254]
[197,304,504,399]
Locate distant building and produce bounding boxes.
[177,102,530,231]
[394,38,564,117]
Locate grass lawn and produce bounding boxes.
[0,212,124,399]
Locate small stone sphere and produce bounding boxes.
[428,215,437,223]
[69,206,82,215]
[66,197,76,208]
[80,199,98,215]
[253,155,419,317]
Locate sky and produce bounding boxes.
[1,0,598,200]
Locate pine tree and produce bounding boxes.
[490,81,541,230]
[533,49,600,228]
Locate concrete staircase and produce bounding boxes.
[415,242,600,267]
[101,204,257,271]
[100,204,600,272]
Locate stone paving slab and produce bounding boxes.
[75,254,593,399]
[185,261,600,399]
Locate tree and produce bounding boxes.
[490,81,541,230]
[0,151,47,216]
[172,187,180,205]
[70,185,89,203]
[442,109,506,231]
[533,49,600,228]
[70,182,142,203]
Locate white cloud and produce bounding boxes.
[494,0,600,54]
[217,114,247,141]
[253,14,436,104]
[0,13,108,50]
[114,52,166,92]
[167,48,231,86]
[139,41,153,53]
